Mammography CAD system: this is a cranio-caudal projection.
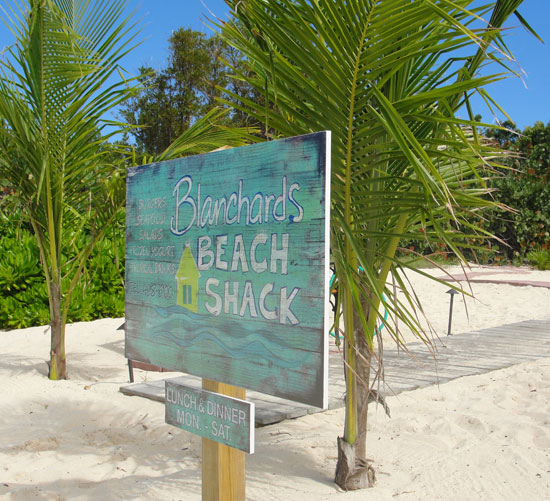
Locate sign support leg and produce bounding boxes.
[201,379,246,501]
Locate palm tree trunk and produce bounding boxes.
[335,306,375,490]
[355,323,372,459]
[48,281,66,380]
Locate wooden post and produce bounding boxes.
[202,379,246,501]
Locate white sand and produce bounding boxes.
[384,264,550,344]
[1,265,549,500]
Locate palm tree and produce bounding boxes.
[219,0,533,489]
[0,0,253,380]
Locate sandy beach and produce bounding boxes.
[1,264,549,500]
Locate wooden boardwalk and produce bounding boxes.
[120,316,550,426]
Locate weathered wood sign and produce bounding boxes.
[125,132,331,408]
[165,381,254,453]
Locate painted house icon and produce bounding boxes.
[176,245,200,312]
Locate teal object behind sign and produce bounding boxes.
[125,132,331,408]
[165,381,255,453]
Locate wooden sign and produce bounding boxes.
[125,132,331,408]
[165,381,254,453]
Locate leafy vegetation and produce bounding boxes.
[399,120,550,265]
[527,249,550,270]
[0,201,125,329]
[484,120,550,262]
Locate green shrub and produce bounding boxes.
[0,214,50,328]
[527,249,550,271]
[0,203,125,329]
[484,121,550,260]
[401,121,550,265]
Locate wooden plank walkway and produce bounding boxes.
[120,316,550,426]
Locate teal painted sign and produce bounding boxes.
[165,381,255,453]
[125,132,331,408]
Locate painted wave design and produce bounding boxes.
[151,305,312,369]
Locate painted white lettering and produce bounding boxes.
[250,233,268,273]
[177,409,199,430]
[264,194,275,222]
[237,180,250,224]
[270,233,289,274]
[203,279,300,324]
[210,198,227,225]
[220,423,230,439]
[288,182,304,222]
[170,176,195,236]
[166,388,175,404]
[169,177,305,235]
[215,235,228,270]
[224,282,239,315]
[226,193,238,224]
[273,176,286,221]
[200,195,213,227]
[280,287,300,325]
[196,183,201,227]
[239,281,258,318]
[197,236,214,270]
[249,193,263,224]
[205,278,222,316]
[231,234,249,272]
[259,283,277,320]
[183,393,197,410]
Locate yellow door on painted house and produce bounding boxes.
[176,245,200,312]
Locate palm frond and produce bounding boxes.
[221,0,528,448]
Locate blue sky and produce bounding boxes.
[123,0,229,71]
[0,0,548,130]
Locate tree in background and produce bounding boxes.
[220,0,534,490]
[120,28,259,155]
[0,0,255,379]
[485,121,550,260]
